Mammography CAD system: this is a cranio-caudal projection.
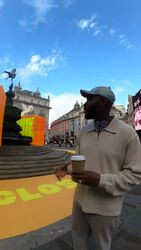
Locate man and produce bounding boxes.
[55,86,141,250]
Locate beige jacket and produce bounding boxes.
[74,116,141,216]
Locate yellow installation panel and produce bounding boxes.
[17,115,46,146]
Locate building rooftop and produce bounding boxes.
[14,84,50,101]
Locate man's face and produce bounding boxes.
[84,95,109,119]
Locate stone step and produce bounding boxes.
[0,156,68,162]
[0,166,53,171]
[0,150,53,156]
[0,146,49,152]
[0,160,66,167]
[0,146,71,180]
[0,166,55,174]
[0,170,55,180]
[0,162,68,169]
[0,154,70,166]
[0,157,70,169]
[0,151,68,161]
[0,162,67,179]
[0,147,53,155]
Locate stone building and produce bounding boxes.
[110,105,126,119]
[122,95,135,127]
[50,101,81,144]
[122,90,141,142]
[13,82,51,135]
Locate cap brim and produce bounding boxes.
[80,89,96,98]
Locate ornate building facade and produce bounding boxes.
[13,83,51,134]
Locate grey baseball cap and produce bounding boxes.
[80,86,115,104]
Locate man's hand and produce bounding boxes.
[71,170,100,186]
[54,162,71,181]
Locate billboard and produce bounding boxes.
[132,89,141,140]
[0,86,6,146]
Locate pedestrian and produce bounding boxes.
[69,139,73,147]
[55,86,141,250]
[58,140,62,147]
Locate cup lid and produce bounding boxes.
[71,155,85,161]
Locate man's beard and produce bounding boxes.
[84,111,99,120]
[84,113,92,119]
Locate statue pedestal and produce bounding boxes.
[2,86,32,145]
[0,146,71,179]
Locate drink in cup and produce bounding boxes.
[71,155,85,172]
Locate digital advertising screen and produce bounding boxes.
[132,89,141,141]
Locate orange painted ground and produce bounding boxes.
[0,175,77,240]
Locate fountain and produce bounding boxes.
[2,69,32,145]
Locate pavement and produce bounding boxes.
[32,184,141,250]
[0,145,141,249]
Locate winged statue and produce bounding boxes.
[21,104,33,117]
[3,68,16,82]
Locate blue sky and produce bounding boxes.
[0,0,141,125]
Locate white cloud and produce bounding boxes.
[114,86,124,96]
[93,29,101,37]
[61,0,73,8]
[76,15,134,50]
[112,85,128,109]
[20,0,73,29]
[77,19,90,30]
[19,19,30,32]
[0,50,63,86]
[43,92,85,127]
[18,50,62,81]
[0,0,4,9]
[76,14,97,31]
[76,14,103,38]
[109,28,116,35]
[19,0,58,29]
[122,79,134,88]
[119,34,133,49]
[110,79,134,90]
[24,0,57,24]
[0,56,14,81]
[0,56,10,66]
[119,34,125,39]
[19,19,27,28]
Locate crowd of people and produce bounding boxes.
[47,135,77,148]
